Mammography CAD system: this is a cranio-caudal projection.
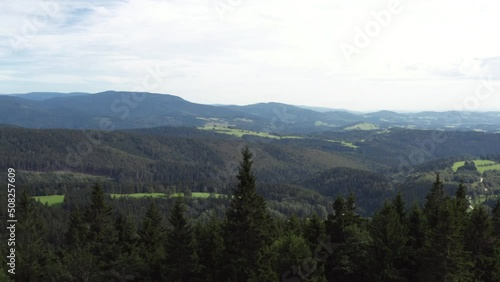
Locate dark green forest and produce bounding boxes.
[1,126,500,217]
[1,124,500,281]
[2,147,500,281]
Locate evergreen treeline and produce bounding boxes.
[2,148,500,281]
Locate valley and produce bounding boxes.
[1,92,500,281]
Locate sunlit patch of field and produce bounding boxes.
[452,160,500,173]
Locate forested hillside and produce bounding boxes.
[2,91,500,132]
[2,126,500,216]
[2,149,500,281]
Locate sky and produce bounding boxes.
[1,0,500,112]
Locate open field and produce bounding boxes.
[34,192,222,206]
[200,125,358,148]
[314,121,336,127]
[111,192,221,199]
[344,123,380,131]
[110,193,167,199]
[453,160,500,173]
[198,125,303,139]
[326,139,358,149]
[33,195,65,207]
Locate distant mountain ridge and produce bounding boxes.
[8,92,90,100]
[1,91,500,132]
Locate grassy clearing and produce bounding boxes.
[314,121,336,127]
[452,161,466,172]
[234,118,254,122]
[111,193,166,199]
[198,126,304,140]
[34,192,222,206]
[452,160,500,173]
[326,140,358,149]
[33,195,65,207]
[199,126,280,138]
[471,195,490,206]
[344,123,380,131]
[111,192,221,199]
[200,126,358,149]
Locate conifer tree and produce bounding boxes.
[66,208,88,248]
[304,213,327,252]
[222,146,274,281]
[453,182,469,232]
[302,213,328,282]
[196,213,224,282]
[422,198,473,281]
[84,182,119,278]
[491,199,500,234]
[405,203,428,282]
[285,214,302,236]
[455,181,468,213]
[16,191,50,281]
[164,198,201,281]
[112,214,143,281]
[269,234,313,281]
[369,202,409,282]
[466,205,499,281]
[326,194,360,242]
[140,201,167,281]
[63,207,97,281]
[424,174,445,228]
[392,192,406,221]
[325,195,370,282]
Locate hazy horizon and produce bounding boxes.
[4,90,500,114]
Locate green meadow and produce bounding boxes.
[33,195,65,207]
[344,123,380,131]
[452,160,500,173]
[34,192,222,206]
[111,192,221,199]
[200,125,357,149]
[326,139,358,149]
[198,125,303,139]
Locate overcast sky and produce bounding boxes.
[1,0,499,111]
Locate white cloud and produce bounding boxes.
[0,0,499,111]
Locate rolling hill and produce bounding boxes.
[2,91,500,132]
